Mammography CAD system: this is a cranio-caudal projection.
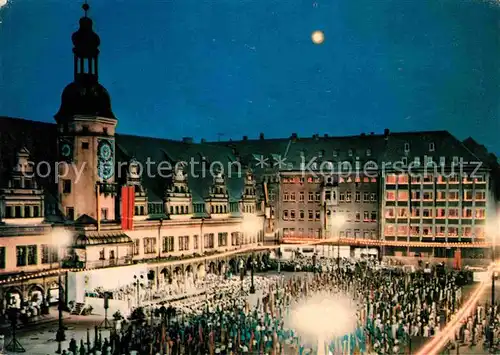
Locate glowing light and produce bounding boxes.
[0,0,7,8]
[285,291,357,354]
[311,30,325,44]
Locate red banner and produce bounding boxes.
[121,186,135,230]
[121,186,129,230]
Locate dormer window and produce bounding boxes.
[404,143,410,153]
[429,142,435,152]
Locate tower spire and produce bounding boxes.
[83,0,89,17]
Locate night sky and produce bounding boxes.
[0,0,499,153]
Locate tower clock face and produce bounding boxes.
[59,139,73,162]
[97,139,114,180]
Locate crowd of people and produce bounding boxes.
[51,253,488,355]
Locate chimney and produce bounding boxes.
[259,132,265,140]
[242,135,248,141]
[182,137,193,144]
[291,133,298,141]
[201,138,206,143]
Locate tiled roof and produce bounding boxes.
[0,117,492,207]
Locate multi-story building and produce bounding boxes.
[0,7,265,313]
[0,3,498,315]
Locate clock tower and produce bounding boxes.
[54,2,117,222]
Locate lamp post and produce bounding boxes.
[51,228,72,354]
[250,253,255,294]
[332,215,346,272]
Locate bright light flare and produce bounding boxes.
[311,30,325,44]
[0,0,7,8]
[285,291,358,344]
[50,228,73,247]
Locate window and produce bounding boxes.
[290,192,296,201]
[179,236,190,250]
[429,142,435,152]
[411,191,421,200]
[315,192,321,201]
[99,249,105,260]
[437,191,446,200]
[475,191,486,201]
[283,210,289,220]
[436,209,446,218]
[339,193,345,202]
[348,149,353,157]
[363,192,369,202]
[27,245,37,265]
[355,191,360,202]
[448,209,459,218]
[354,229,361,239]
[145,237,157,254]
[422,209,432,218]
[325,191,331,200]
[370,193,376,202]
[385,224,395,235]
[363,231,370,239]
[413,157,420,167]
[308,210,313,220]
[371,211,376,221]
[299,210,305,220]
[412,208,421,217]
[423,191,433,201]
[16,246,27,267]
[475,209,486,219]
[133,239,140,255]
[386,175,397,184]
[283,192,289,201]
[386,191,396,201]
[384,208,394,218]
[448,191,459,200]
[397,175,409,184]
[193,235,199,249]
[475,175,486,183]
[41,245,51,264]
[298,228,304,237]
[0,247,4,269]
[24,206,31,218]
[109,250,115,260]
[290,210,296,220]
[355,212,361,221]
[308,192,314,202]
[463,208,472,218]
[397,190,409,201]
[300,192,305,201]
[63,180,71,194]
[315,210,320,220]
[463,227,472,237]
[101,208,108,220]
[204,233,214,249]
[82,142,89,150]
[397,225,408,236]
[346,191,352,202]
[404,143,410,152]
[397,208,408,218]
[66,207,74,220]
[464,190,473,200]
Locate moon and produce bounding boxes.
[0,0,7,8]
[311,30,325,44]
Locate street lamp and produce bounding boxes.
[51,228,73,354]
[332,214,346,270]
[133,275,144,308]
[250,253,256,294]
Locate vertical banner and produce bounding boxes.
[121,186,129,230]
[128,186,135,230]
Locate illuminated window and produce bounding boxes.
[397,208,408,218]
[283,210,288,220]
[448,174,459,184]
[475,209,486,219]
[145,237,157,254]
[386,175,397,184]
[397,190,409,201]
[315,192,321,201]
[463,208,472,218]
[437,191,446,200]
[308,210,313,220]
[475,191,486,201]
[422,209,432,218]
[290,210,296,220]
[436,208,446,218]
[386,191,396,201]
[448,209,459,218]
[385,208,395,218]
[217,233,226,247]
[423,191,433,201]
[133,239,140,255]
[448,227,458,236]
[464,190,473,200]
[423,175,433,183]
[355,191,360,202]
[397,225,408,236]
[355,212,361,221]
[475,175,485,183]
[397,175,408,184]
[385,224,395,235]
[339,193,345,202]
[299,192,305,201]
[463,227,472,237]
